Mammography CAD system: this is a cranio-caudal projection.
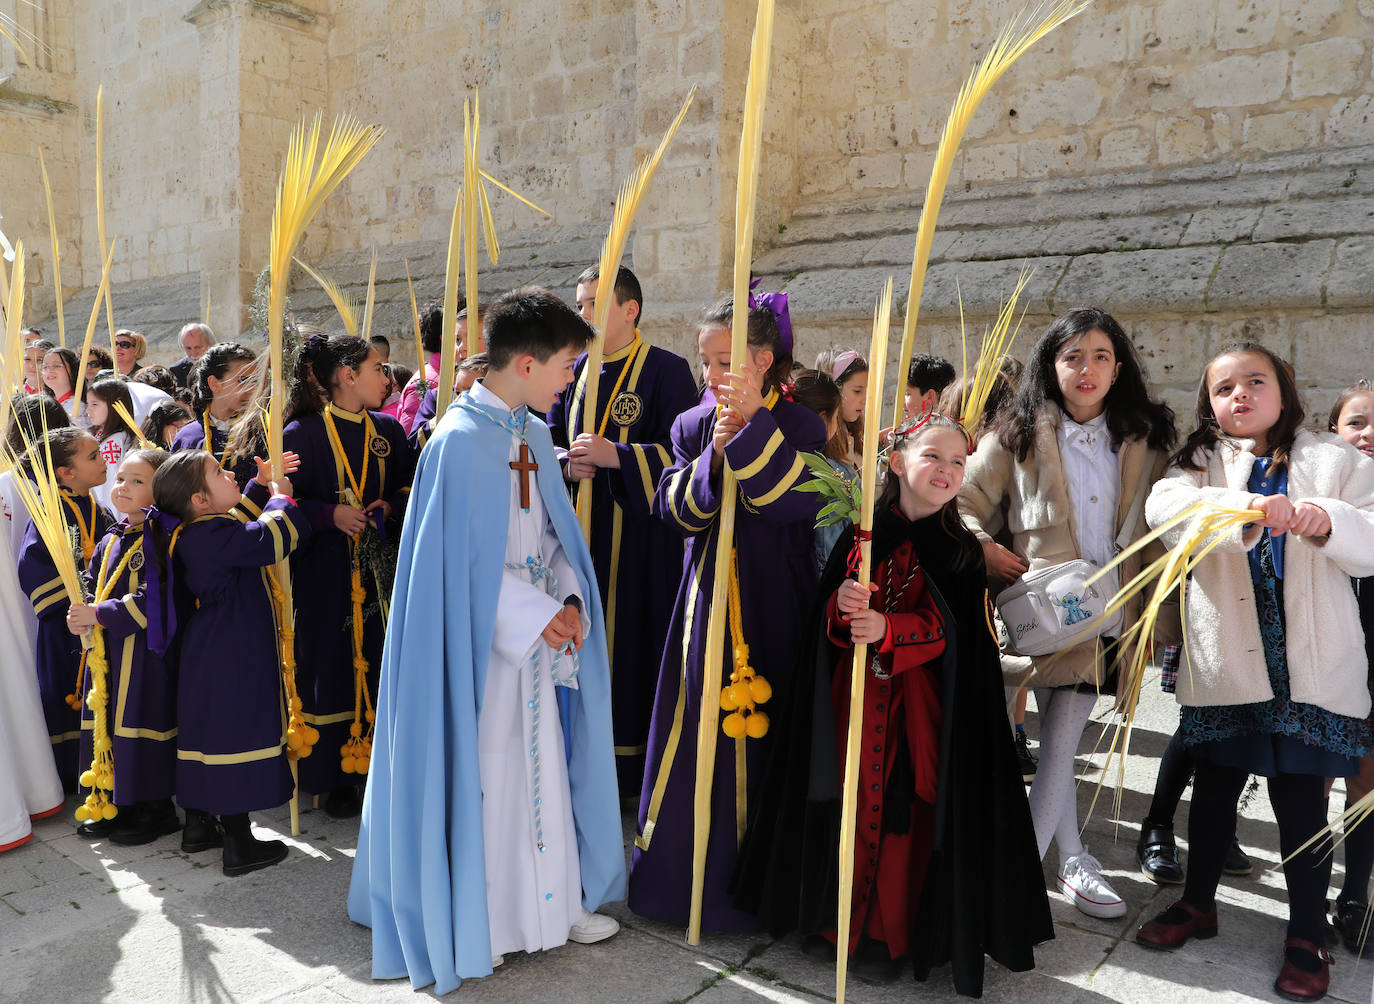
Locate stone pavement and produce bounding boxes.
[3,673,1372,1004]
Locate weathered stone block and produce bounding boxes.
[1097,127,1153,170]
[1253,198,1374,242]
[1209,241,1336,310]
[1291,38,1366,100]
[1242,110,1322,154]
[1326,237,1374,309]
[1157,115,1209,165]
[1326,96,1374,147]
[1180,207,1261,246]
[1215,0,1280,51]
[1055,246,1219,314]
[1192,51,1289,109]
[1280,0,1347,36]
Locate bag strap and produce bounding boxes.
[1115,464,1150,552]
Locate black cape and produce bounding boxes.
[732,505,1053,998]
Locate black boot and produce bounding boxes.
[220,813,287,877]
[1137,818,1185,885]
[110,799,182,847]
[1222,838,1253,877]
[181,808,224,853]
[324,784,363,819]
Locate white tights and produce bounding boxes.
[1028,687,1098,865]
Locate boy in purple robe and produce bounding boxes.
[628,294,825,931]
[547,265,699,797]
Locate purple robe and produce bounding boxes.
[17,489,117,790]
[283,405,414,795]
[546,340,699,795]
[77,523,176,804]
[172,489,310,814]
[170,417,257,489]
[628,393,825,931]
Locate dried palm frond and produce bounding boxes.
[576,86,697,538]
[2,239,25,402]
[37,147,65,346]
[437,182,463,423]
[112,401,156,450]
[294,257,359,337]
[72,242,118,408]
[890,0,1096,427]
[360,248,378,343]
[958,267,1032,435]
[0,10,33,66]
[835,277,894,1004]
[404,258,426,390]
[690,0,775,949]
[95,86,116,356]
[3,418,87,614]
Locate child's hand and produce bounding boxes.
[569,433,621,470]
[333,504,369,535]
[847,608,887,647]
[542,603,583,652]
[982,539,1029,583]
[711,409,745,469]
[717,369,765,423]
[363,499,392,521]
[271,475,294,499]
[1249,494,1295,536]
[1290,501,1332,539]
[66,603,98,635]
[836,578,877,615]
[251,452,301,487]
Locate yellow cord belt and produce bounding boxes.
[323,409,378,774]
[72,539,140,824]
[718,549,772,739]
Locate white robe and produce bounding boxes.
[93,431,131,511]
[471,381,590,957]
[0,504,65,849]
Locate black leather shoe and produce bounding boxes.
[77,816,117,839]
[1332,898,1371,954]
[181,808,224,853]
[1223,838,1254,877]
[110,800,182,846]
[325,784,363,819]
[1014,730,1038,784]
[1137,818,1184,885]
[220,813,288,877]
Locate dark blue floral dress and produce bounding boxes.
[1181,458,1372,777]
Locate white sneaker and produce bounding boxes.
[1057,850,1127,919]
[568,912,620,944]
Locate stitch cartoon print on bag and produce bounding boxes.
[1054,590,1094,625]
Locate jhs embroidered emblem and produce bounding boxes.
[129,549,145,572]
[609,392,643,427]
[369,435,391,458]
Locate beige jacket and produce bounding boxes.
[958,405,1169,689]
[1146,430,1374,718]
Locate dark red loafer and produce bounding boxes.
[1274,937,1333,1002]
[1136,899,1219,950]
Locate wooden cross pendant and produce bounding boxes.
[510,442,539,511]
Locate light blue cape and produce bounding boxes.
[346,393,625,993]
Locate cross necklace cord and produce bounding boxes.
[458,396,539,512]
[510,442,538,511]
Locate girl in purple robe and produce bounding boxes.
[169,342,259,489]
[628,294,825,931]
[283,334,414,817]
[17,428,117,802]
[66,448,179,846]
[151,449,309,876]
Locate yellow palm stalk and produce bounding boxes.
[435,93,552,421]
[72,241,119,408]
[112,401,156,450]
[294,257,360,336]
[360,248,378,342]
[268,112,383,834]
[37,148,65,347]
[890,0,1095,427]
[2,239,24,396]
[958,268,1031,435]
[95,86,117,357]
[0,11,32,64]
[688,0,775,948]
[576,87,697,539]
[404,259,426,391]
[835,278,893,1004]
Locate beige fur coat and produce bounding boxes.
[959,405,1169,689]
[1146,430,1374,718]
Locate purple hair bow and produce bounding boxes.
[748,277,793,354]
[142,506,182,655]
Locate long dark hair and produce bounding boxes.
[152,449,214,521]
[42,347,80,397]
[789,369,844,462]
[698,295,794,395]
[1173,342,1304,473]
[1327,380,1372,433]
[141,400,193,449]
[996,307,1175,461]
[22,426,95,482]
[291,333,372,418]
[5,393,71,456]
[190,342,258,414]
[874,413,979,571]
[86,378,138,441]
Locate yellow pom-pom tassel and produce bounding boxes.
[729,682,753,709]
[722,712,747,739]
[719,687,738,712]
[101,803,118,821]
[749,676,772,704]
[75,805,91,822]
[80,769,96,788]
[364,709,375,725]
[745,711,769,738]
[286,729,302,751]
[341,756,357,774]
[356,756,370,775]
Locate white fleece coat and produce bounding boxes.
[1146,430,1374,718]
